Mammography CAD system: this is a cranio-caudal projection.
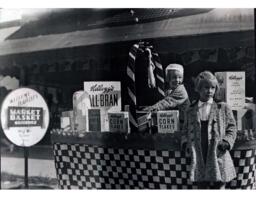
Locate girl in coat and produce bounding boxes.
[143,63,190,126]
[182,71,237,189]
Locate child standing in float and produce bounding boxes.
[182,71,237,189]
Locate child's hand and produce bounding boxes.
[142,106,154,112]
[181,142,191,156]
[217,140,230,152]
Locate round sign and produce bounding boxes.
[0,88,50,147]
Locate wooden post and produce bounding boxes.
[20,66,29,189]
[24,147,29,189]
[0,131,1,190]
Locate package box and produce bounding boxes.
[61,111,75,131]
[100,109,109,132]
[136,111,151,132]
[88,108,110,132]
[233,103,256,131]
[88,109,101,132]
[246,103,256,130]
[73,91,90,116]
[233,109,252,131]
[73,91,89,132]
[108,112,129,133]
[157,111,179,133]
[83,81,121,111]
[73,112,87,132]
[60,116,70,131]
[84,81,121,131]
[215,72,245,110]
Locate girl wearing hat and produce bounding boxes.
[182,71,237,189]
[143,63,190,126]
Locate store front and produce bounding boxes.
[0,8,255,189]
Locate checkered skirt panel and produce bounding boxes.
[53,143,256,189]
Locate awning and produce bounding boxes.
[0,8,254,57]
[0,26,20,42]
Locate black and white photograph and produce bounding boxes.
[0,4,256,191]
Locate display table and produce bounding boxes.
[51,131,256,189]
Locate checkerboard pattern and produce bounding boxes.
[226,149,256,189]
[53,143,256,189]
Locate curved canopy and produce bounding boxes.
[0,8,254,57]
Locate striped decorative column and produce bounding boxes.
[126,43,165,132]
[151,51,165,97]
[126,44,140,130]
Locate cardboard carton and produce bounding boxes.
[88,109,101,132]
[136,111,151,132]
[84,81,122,132]
[73,91,88,132]
[61,111,75,132]
[157,110,179,133]
[215,72,245,110]
[233,103,256,130]
[108,112,129,133]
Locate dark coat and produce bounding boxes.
[182,101,237,182]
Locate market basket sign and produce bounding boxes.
[0,88,50,147]
[7,106,43,128]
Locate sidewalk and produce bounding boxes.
[1,144,58,189]
[1,156,56,178]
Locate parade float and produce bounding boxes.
[0,8,255,189]
[51,73,256,189]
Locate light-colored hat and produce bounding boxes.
[165,63,184,75]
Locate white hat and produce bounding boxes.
[165,63,184,75]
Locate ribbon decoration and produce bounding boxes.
[126,42,165,131]
[145,48,156,88]
[126,44,139,129]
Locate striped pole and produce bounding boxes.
[126,43,165,132]
[152,51,165,97]
[126,44,139,130]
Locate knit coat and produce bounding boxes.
[151,84,190,123]
[183,101,237,182]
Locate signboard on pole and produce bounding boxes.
[0,88,50,147]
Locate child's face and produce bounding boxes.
[199,80,216,102]
[167,70,183,89]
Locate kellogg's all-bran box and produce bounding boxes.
[84,81,121,131]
